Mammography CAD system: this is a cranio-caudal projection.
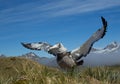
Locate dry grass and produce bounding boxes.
[0,57,119,84]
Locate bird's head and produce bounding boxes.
[57,43,67,53]
[49,43,67,54]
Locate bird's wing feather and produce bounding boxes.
[71,16,107,60]
[21,42,58,56]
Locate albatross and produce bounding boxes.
[21,17,107,70]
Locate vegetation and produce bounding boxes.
[0,57,119,84]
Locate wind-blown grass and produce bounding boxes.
[0,57,119,84]
[81,66,120,84]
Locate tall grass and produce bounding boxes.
[82,66,120,84]
[0,57,119,84]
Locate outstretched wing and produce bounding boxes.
[21,42,51,51]
[71,16,107,60]
[21,42,58,56]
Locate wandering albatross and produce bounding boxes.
[21,17,107,70]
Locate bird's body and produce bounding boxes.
[57,52,76,69]
[21,17,107,70]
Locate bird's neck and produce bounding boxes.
[56,52,71,61]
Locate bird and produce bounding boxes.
[21,16,107,70]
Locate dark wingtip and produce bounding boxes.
[21,42,24,45]
[21,42,41,50]
[101,16,107,38]
[21,42,28,48]
[101,16,107,28]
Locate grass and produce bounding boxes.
[0,57,119,84]
[81,66,120,84]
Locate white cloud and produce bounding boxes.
[0,0,120,24]
[49,0,120,17]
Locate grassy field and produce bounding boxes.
[0,57,119,84]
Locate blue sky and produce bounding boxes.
[0,0,120,57]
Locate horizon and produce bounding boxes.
[0,0,120,57]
